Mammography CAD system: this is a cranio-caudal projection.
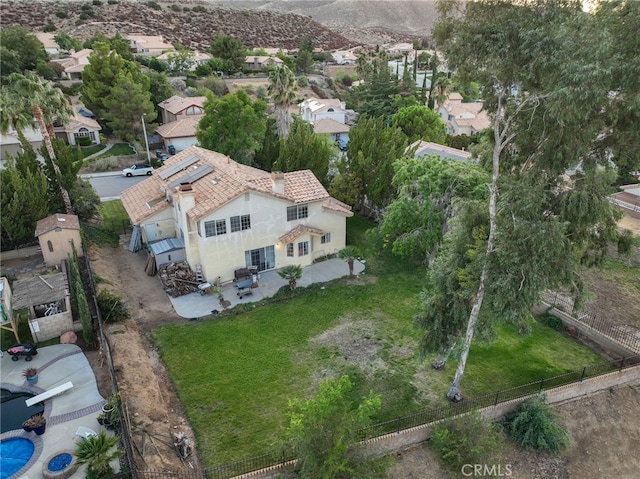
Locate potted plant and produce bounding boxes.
[22,367,39,384]
[23,413,46,435]
[101,392,119,413]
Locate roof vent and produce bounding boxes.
[58,217,66,222]
[179,184,193,192]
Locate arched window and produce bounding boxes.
[327,108,334,112]
[47,240,54,253]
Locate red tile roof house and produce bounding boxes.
[437,93,491,136]
[120,146,353,283]
[156,96,207,152]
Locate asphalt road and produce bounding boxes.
[83,172,148,201]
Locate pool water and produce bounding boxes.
[0,389,44,433]
[0,437,35,479]
[48,453,73,472]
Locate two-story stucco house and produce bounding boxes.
[437,93,490,136]
[120,146,353,283]
[127,35,173,56]
[300,98,351,124]
[156,95,206,152]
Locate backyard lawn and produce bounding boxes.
[152,216,608,467]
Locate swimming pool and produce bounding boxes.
[0,437,35,479]
[0,389,44,434]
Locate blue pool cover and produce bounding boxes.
[0,437,35,479]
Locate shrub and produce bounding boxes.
[297,75,309,87]
[342,74,353,86]
[92,0,103,5]
[192,5,207,13]
[97,290,130,323]
[430,411,504,471]
[43,23,57,32]
[56,11,68,18]
[504,395,569,456]
[540,313,563,331]
[170,4,182,12]
[107,0,118,4]
[76,136,92,147]
[146,1,161,10]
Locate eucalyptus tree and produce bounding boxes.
[267,65,297,139]
[2,72,74,214]
[418,0,623,401]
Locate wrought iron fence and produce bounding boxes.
[136,355,639,479]
[541,291,640,353]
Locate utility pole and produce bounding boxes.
[141,114,151,165]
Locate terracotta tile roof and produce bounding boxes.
[279,224,326,244]
[66,113,101,131]
[120,146,349,225]
[158,95,207,115]
[156,116,202,139]
[408,140,472,161]
[35,213,80,237]
[321,198,353,216]
[300,98,345,113]
[313,118,350,134]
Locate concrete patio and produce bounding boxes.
[168,258,366,319]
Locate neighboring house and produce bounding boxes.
[54,111,102,146]
[313,118,350,144]
[35,32,60,55]
[437,93,490,136]
[11,272,73,342]
[384,42,414,56]
[120,146,353,283]
[0,126,43,165]
[299,98,353,125]
[1,277,14,328]
[408,140,473,162]
[35,213,83,267]
[155,116,202,153]
[156,50,212,71]
[158,95,207,124]
[244,55,283,71]
[127,35,173,56]
[331,50,357,65]
[57,49,92,81]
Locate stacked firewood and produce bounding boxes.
[159,262,199,297]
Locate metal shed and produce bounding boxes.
[149,238,186,268]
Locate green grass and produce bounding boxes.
[71,144,106,161]
[82,200,131,246]
[90,143,135,161]
[152,218,610,467]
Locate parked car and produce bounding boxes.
[336,139,347,151]
[122,164,154,177]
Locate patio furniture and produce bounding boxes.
[75,426,98,440]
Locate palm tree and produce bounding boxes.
[74,431,122,479]
[3,72,74,214]
[433,74,451,112]
[278,264,303,290]
[267,65,297,140]
[338,246,360,277]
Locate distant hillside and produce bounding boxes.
[0,0,354,51]
[205,0,440,35]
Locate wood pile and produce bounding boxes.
[159,262,199,297]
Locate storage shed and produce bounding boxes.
[150,238,186,268]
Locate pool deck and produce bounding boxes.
[1,344,116,479]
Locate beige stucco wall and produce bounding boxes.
[140,208,176,244]
[175,190,348,283]
[39,229,83,267]
[28,310,74,342]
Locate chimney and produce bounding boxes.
[177,183,195,211]
[271,171,285,195]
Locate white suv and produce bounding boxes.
[122,164,154,177]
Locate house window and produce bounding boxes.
[287,204,308,221]
[230,214,251,232]
[47,240,54,253]
[245,245,275,271]
[287,243,294,257]
[298,241,309,256]
[321,233,331,244]
[204,219,226,237]
[185,106,203,116]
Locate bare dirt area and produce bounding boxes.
[386,383,640,479]
[87,242,202,471]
